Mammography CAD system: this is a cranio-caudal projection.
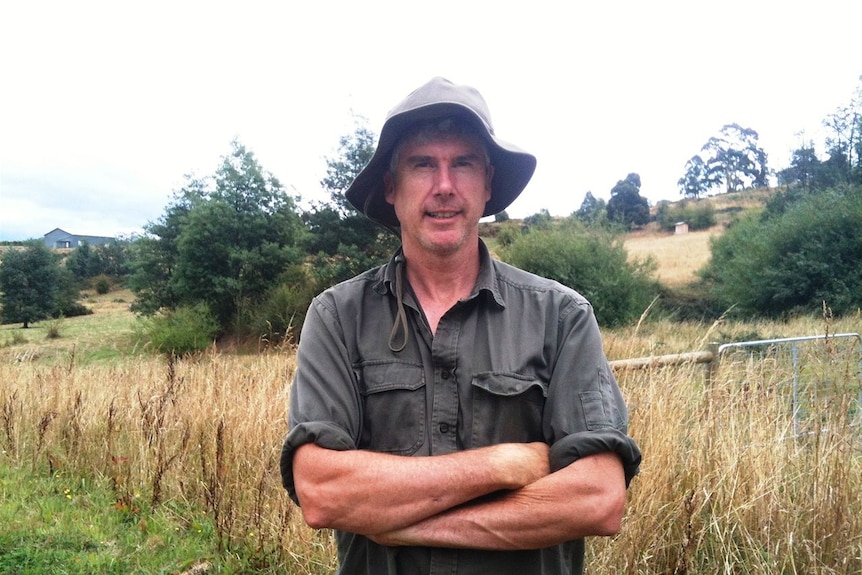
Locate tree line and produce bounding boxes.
[2,79,860,350]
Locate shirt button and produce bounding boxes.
[439,423,449,434]
[441,370,450,380]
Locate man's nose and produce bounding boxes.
[433,165,456,194]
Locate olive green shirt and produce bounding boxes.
[281,241,641,575]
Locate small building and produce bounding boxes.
[674,221,689,235]
[43,228,115,249]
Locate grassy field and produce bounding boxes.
[2,197,861,573]
[0,290,141,365]
[2,286,861,573]
[622,188,774,287]
[624,227,717,287]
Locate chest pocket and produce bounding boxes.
[470,372,547,447]
[358,362,426,455]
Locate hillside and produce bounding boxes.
[623,189,772,287]
[623,227,717,287]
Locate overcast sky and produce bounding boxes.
[1,1,860,241]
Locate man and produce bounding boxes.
[280,77,641,575]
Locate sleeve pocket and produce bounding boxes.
[579,390,610,430]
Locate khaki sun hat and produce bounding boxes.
[345,77,537,230]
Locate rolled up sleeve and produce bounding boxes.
[546,300,642,487]
[279,295,362,504]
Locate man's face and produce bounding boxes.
[384,133,493,258]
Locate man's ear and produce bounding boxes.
[484,165,495,202]
[383,171,395,205]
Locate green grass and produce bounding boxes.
[0,289,142,366]
[0,464,218,574]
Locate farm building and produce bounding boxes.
[43,228,115,249]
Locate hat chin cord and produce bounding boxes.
[388,255,409,353]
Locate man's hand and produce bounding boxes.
[487,442,550,490]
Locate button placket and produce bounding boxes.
[430,315,460,454]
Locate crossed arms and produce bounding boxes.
[292,442,626,550]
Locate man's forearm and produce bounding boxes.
[370,451,627,550]
[293,442,549,535]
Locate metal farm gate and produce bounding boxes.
[611,333,862,439]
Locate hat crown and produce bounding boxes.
[387,77,494,135]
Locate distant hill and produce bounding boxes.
[625,188,773,286]
[479,188,773,288]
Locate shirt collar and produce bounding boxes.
[472,240,506,308]
[377,240,505,309]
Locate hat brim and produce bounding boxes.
[345,102,536,230]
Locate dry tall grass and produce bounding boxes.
[594,315,862,574]
[0,350,337,573]
[624,229,718,287]
[1,316,860,573]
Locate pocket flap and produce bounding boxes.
[472,372,548,398]
[360,362,424,395]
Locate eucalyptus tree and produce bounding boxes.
[678,154,711,198]
[700,123,769,193]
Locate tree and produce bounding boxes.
[700,123,769,193]
[777,144,821,192]
[522,208,553,230]
[574,192,607,225]
[64,240,130,285]
[129,179,207,315]
[775,78,862,192]
[302,117,399,287]
[822,96,860,184]
[606,173,649,228]
[129,140,305,329]
[678,155,711,198]
[0,242,60,327]
[175,141,305,326]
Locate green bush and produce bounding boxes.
[494,221,522,248]
[44,316,64,339]
[701,187,862,316]
[142,303,220,356]
[499,220,659,327]
[656,200,716,232]
[656,283,726,322]
[238,264,318,346]
[92,274,112,295]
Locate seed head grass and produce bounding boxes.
[1,303,859,572]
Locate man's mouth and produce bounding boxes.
[426,210,459,219]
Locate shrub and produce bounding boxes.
[656,283,726,322]
[701,187,862,316]
[142,303,220,356]
[44,316,64,339]
[494,221,522,248]
[500,220,659,327]
[656,200,716,232]
[92,274,112,294]
[237,264,318,346]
